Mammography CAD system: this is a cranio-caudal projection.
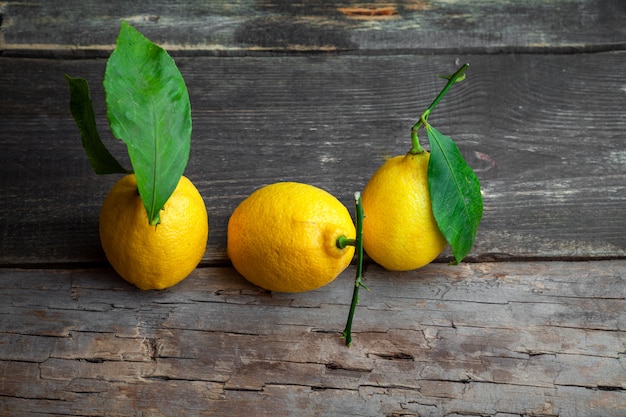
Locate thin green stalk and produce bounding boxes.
[341,191,366,347]
[409,63,469,154]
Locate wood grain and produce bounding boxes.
[2,2,625,416]
[1,53,625,265]
[1,261,624,416]
[1,0,625,57]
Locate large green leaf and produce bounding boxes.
[65,75,129,175]
[426,125,483,264]
[104,21,192,225]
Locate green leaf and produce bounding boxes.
[426,125,483,264]
[65,75,130,175]
[103,21,192,225]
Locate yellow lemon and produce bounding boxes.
[99,174,208,290]
[227,182,356,293]
[361,152,447,271]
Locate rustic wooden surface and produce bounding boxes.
[2,52,625,266]
[2,0,626,56]
[1,261,625,416]
[1,1,625,416]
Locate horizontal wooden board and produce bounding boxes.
[0,261,624,416]
[1,0,626,57]
[1,52,625,265]
[2,3,624,415]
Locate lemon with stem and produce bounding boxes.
[67,22,208,290]
[227,182,355,293]
[342,64,483,346]
[361,63,481,271]
[361,151,447,271]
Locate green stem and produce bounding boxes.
[410,127,425,155]
[341,191,366,347]
[336,236,356,249]
[409,63,469,154]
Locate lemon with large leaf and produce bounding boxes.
[362,64,482,270]
[67,22,208,289]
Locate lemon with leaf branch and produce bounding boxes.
[67,22,208,290]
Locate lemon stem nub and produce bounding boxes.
[336,236,356,249]
[342,191,367,347]
[409,63,469,154]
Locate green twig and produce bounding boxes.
[341,191,367,347]
[409,63,469,154]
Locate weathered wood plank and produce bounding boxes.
[1,53,625,265]
[0,261,624,416]
[1,0,625,57]
[1,3,624,416]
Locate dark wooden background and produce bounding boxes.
[1,1,625,416]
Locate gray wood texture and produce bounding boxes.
[1,261,625,416]
[1,52,625,265]
[0,1,625,415]
[2,0,625,56]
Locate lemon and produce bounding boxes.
[361,152,447,271]
[99,174,208,290]
[227,182,356,293]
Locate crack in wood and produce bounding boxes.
[596,385,626,391]
[78,358,104,364]
[367,352,415,361]
[264,382,360,392]
[223,386,262,393]
[142,375,217,383]
[325,362,372,374]
[556,383,626,392]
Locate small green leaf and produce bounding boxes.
[104,21,192,225]
[426,125,483,264]
[65,75,130,175]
